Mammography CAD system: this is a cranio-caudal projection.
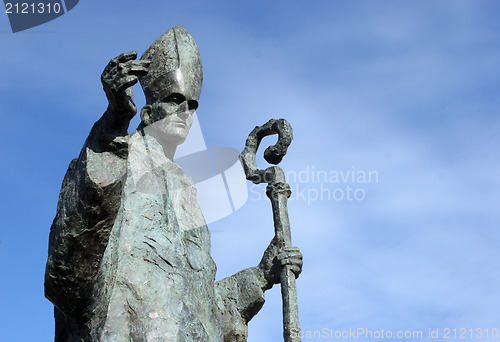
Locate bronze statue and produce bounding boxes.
[45,25,302,342]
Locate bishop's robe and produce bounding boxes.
[45,114,266,341]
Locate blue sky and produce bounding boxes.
[1,1,500,341]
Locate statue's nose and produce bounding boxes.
[178,101,190,120]
[179,100,188,112]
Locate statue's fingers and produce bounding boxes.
[107,65,120,79]
[128,65,149,76]
[103,61,116,76]
[117,60,134,72]
[277,252,290,261]
[283,246,301,253]
[279,256,303,266]
[103,61,121,81]
[277,251,302,261]
[115,76,139,93]
[135,59,151,67]
[108,56,120,68]
[117,60,148,76]
[116,51,138,64]
[108,51,133,68]
[286,263,301,278]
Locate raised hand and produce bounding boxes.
[101,51,150,122]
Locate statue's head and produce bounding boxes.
[138,25,203,146]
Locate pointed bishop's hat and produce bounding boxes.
[139,25,203,104]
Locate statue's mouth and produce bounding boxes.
[171,120,187,128]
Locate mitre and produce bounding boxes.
[139,25,203,104]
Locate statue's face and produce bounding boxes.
[147,92,198,146]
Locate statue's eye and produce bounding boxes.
[188,100,198,110]
[165,93,185,105]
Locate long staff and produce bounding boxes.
[240,119,300,342]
